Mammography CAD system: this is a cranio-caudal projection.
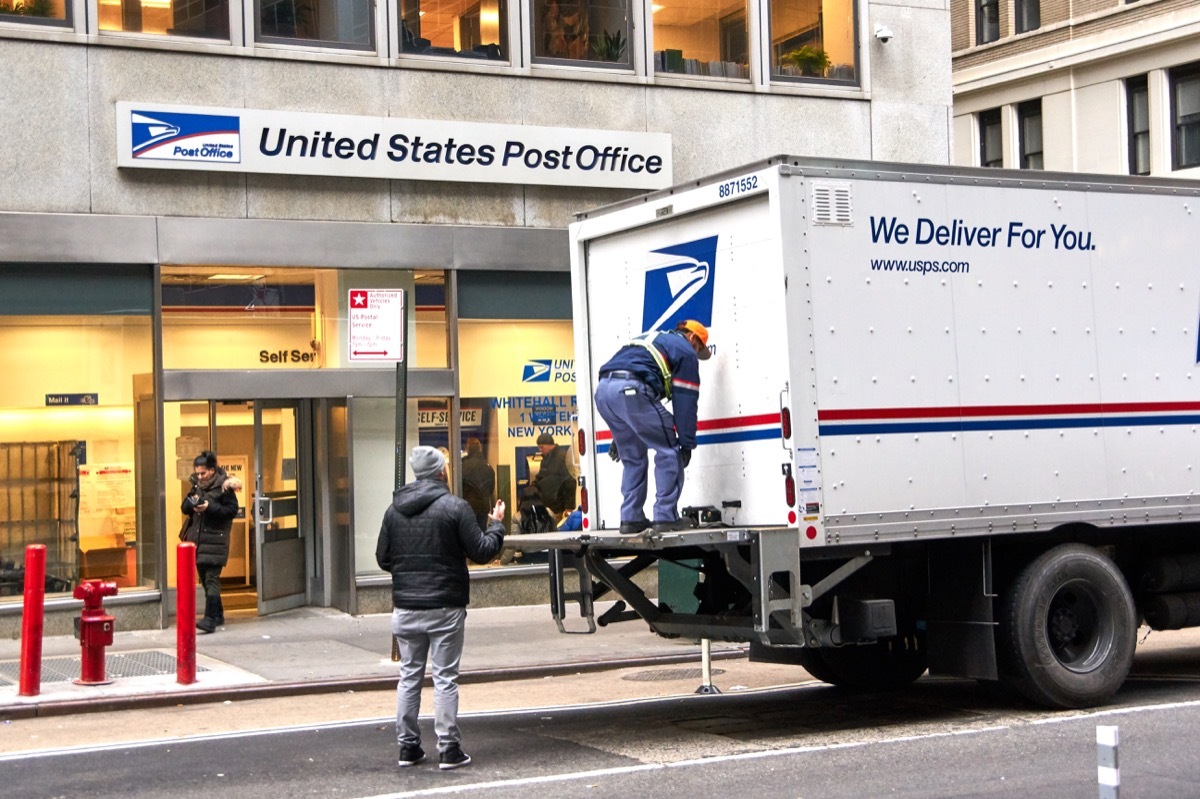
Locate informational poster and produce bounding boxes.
[78,462,137,545]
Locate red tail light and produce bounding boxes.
[577,428,587,455]
[580,485,589,513]
[781,407,792,439]
[784,474,796,507]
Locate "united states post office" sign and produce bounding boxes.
[116,102,672,190]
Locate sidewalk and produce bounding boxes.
[0,603,744,719]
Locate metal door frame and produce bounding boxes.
[253,399,313,615]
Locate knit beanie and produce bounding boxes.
[409,446,446,480]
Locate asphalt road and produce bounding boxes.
[4,667,1200,799]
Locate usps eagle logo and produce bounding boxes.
[641,236,718,332]
[130,110,241,164]
[522,360,552,383]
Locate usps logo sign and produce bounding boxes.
[130,109,241,164]
[641,236,718,332]
[522,360,552,383]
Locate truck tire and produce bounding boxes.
[793,647,840,685]
[998,544,1136,709]
[813,633,927,691]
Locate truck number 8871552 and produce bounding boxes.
[718,175,758,198]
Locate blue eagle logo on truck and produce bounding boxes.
[641,236,718,331]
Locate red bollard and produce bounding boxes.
[18,544,47,697]
[73,580,118,685]
[177,543,196,685]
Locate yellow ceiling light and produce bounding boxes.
[207,274,266,281]
[652,3,664,11]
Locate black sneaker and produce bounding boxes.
[397,745,425,767]
[439,746,472,770]
[619,521,650,535]
[651,518,692,534]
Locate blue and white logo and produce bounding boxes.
[641,236,718,332]
[522,360,552,383]
[131,110,241,164]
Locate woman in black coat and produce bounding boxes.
[181,450,240,633]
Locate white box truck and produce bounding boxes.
[523,156,1200,709]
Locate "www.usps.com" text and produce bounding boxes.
[869,258,970,275]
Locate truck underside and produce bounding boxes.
[512,520,1200,709]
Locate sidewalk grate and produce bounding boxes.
[0,650,209,686]
[623,667,726,682]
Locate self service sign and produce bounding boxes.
[116,102,673,190]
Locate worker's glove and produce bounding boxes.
[679,447,692,468]
[608,441,620,463]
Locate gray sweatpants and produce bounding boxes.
[391,606,466,752]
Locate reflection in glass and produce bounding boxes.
[651,0,750,79]
[532,0,631,67]
[259,0,374,48]
[399,0,508,61]
[99,0,228,38]
[769,0,855,82]
[0,0,69,24]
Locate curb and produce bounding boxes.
[1,648,748,721]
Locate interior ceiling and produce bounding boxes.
[160,267,445,285]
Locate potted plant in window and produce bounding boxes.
[781,45,830,78]
[592,28,626,63]
[0,0,54,16]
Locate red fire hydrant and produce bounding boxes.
[73,579,118,685]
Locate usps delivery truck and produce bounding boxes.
[522,156,1200,709]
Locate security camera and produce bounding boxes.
[874,25,894,43]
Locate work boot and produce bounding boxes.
[651,518,692,534]
[619,520,650,535]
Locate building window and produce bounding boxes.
[769,0,856,83]
[400,0,508,60]
[975,0,998,45]
[532,0,631,67]
[1127,75,1150,176]
[1171,65,1200,171]
[1014,0,1038,34]
[1018,99,1043,170]
[652,0,751,79]
[979,108,1002,167]
[99,0,226,37]
[0,0,70,26]
[258,0,375,49]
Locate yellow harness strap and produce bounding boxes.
[629,332,672,399]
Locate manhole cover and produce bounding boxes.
[0,650,208,685]
[623,667,726,682]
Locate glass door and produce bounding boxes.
[254,400,308,614]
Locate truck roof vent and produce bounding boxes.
[812,181,853,226]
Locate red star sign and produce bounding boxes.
[350,291,368,308]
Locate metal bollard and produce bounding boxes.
[18,545,47,697]
[695,638,721,694]
[1097,725,1119,799]
[177,543,197,685]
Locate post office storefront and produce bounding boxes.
[0,217,576,633]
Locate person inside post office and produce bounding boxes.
[180,450,241,634]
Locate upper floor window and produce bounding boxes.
[399,0,506,59]
[769,0,856,83]
[652,0,750,80]
[979,108,1002,167]
[99,0,227,38]
[1126,75,1149,176]
[975,0,998,45]
[1014,0,1038,34]
[1018,99,1042,169]
[259,0,374,48]
[0,0,69,25]
[1171,64,1200,171]
[533,0,631,68]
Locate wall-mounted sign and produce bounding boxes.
[348,289,405,362]
[417,408,484,428]
[46,393,98,406]
[116,102,673,191]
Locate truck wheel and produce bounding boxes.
[815,633,927,691]
[793,647,840,684]
[998,544,1136,709]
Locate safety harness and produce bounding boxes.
[629,332,672,399]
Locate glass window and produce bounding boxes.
[532,0,631,67]
[0,0,70,25]
[1014,0,1038,34]
[1127,75,1150,176]
[99,0,227,37]
[770,0,856,83]
[975,0,998,45]
[258,0,374,49]
[1171,65,1200,171]
[399,0,508,60]
[0,267,155,603]
[979,107,1002,167]
[652,0,750,80]
[160,267,448,370]
[1018,99,1043,170]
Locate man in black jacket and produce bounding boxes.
[376,445,505,772]
[532,433,575,516]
